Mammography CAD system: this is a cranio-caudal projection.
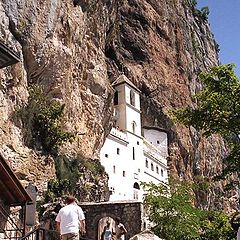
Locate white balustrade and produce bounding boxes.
[143,138,167,165]
[110,127,128,141]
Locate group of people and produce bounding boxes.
[101,218,127,240]
[55,196,127,240]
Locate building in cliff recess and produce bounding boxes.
[100,75,168,201]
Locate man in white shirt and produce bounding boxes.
[56,196,85,240]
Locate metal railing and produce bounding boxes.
[0,204,23,239]
[19,228,93,240]
[19,228,59,240]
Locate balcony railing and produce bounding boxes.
[110,127,128,141]
[143,138,167,165]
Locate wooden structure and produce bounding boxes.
[0,154,32,239]
[0,41,20,68]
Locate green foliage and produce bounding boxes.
[45,179,71,202]
[213,40,220,53]
[79,158,105,176]
[172,64,240,177]
[200,6,210,20]
[191,4,209,21]
[193,176,210,192]
[16,85,74,153]
[55,155,105,181]
[45,155,105,201]
[143,178,204,240]
[188,0,198,8]
[143,179,235,240]
[193,176,210,206]
[200,211,235,240]
[55,155,82,189]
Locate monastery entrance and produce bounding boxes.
[80,201,144,240]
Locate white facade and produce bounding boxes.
[100,75,168,201]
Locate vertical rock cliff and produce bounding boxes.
[0,0,230,208]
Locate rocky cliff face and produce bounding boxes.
[0,0,230,209]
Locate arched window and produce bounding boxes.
[156,166,159,174]
[145,159,148,168]
[132,121,137,133]
[151,163,154,171]
[130,90,135,106]
[133,182,140,189]
[98,217,115,240]
[161,169,164,177]
[133,182,140,200]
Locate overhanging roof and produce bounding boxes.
[0,41,20,68]
[0,154,32,206]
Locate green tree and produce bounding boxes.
[143,179,204,240]
[200,211,235,240]
[17,85,74,153]
[143,179,235,240]
[172,64,240,178]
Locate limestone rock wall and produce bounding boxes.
[0,0,229,208]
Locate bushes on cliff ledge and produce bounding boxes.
[16,85,74,154]
[44,154,106,202]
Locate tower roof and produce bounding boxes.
[112,74,140,92]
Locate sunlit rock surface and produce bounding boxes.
[0,0,231,209]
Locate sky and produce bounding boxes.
[197,1,240,76]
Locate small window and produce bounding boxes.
[123,171,126,177]
[105,154,108,158]
[130,90,135,106]
[117,148,120,155]
[132,121,137,134]
[113,165,116,173]
[138,168,140,173]
[145,159,148,168]
[157,140,160,144]
[156,166,159,174]
[133,182,140,200]
[137,141,139,145]
[151,163,154,171]
[133,147,135,160]
[133,182,140,189]
[161,169,164,177]
[114,91,119,105]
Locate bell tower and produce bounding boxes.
[112,75,141,136]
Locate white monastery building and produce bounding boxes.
[100,75,168,201]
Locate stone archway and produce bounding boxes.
[98,216,114,240]
[80,201,144,240]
